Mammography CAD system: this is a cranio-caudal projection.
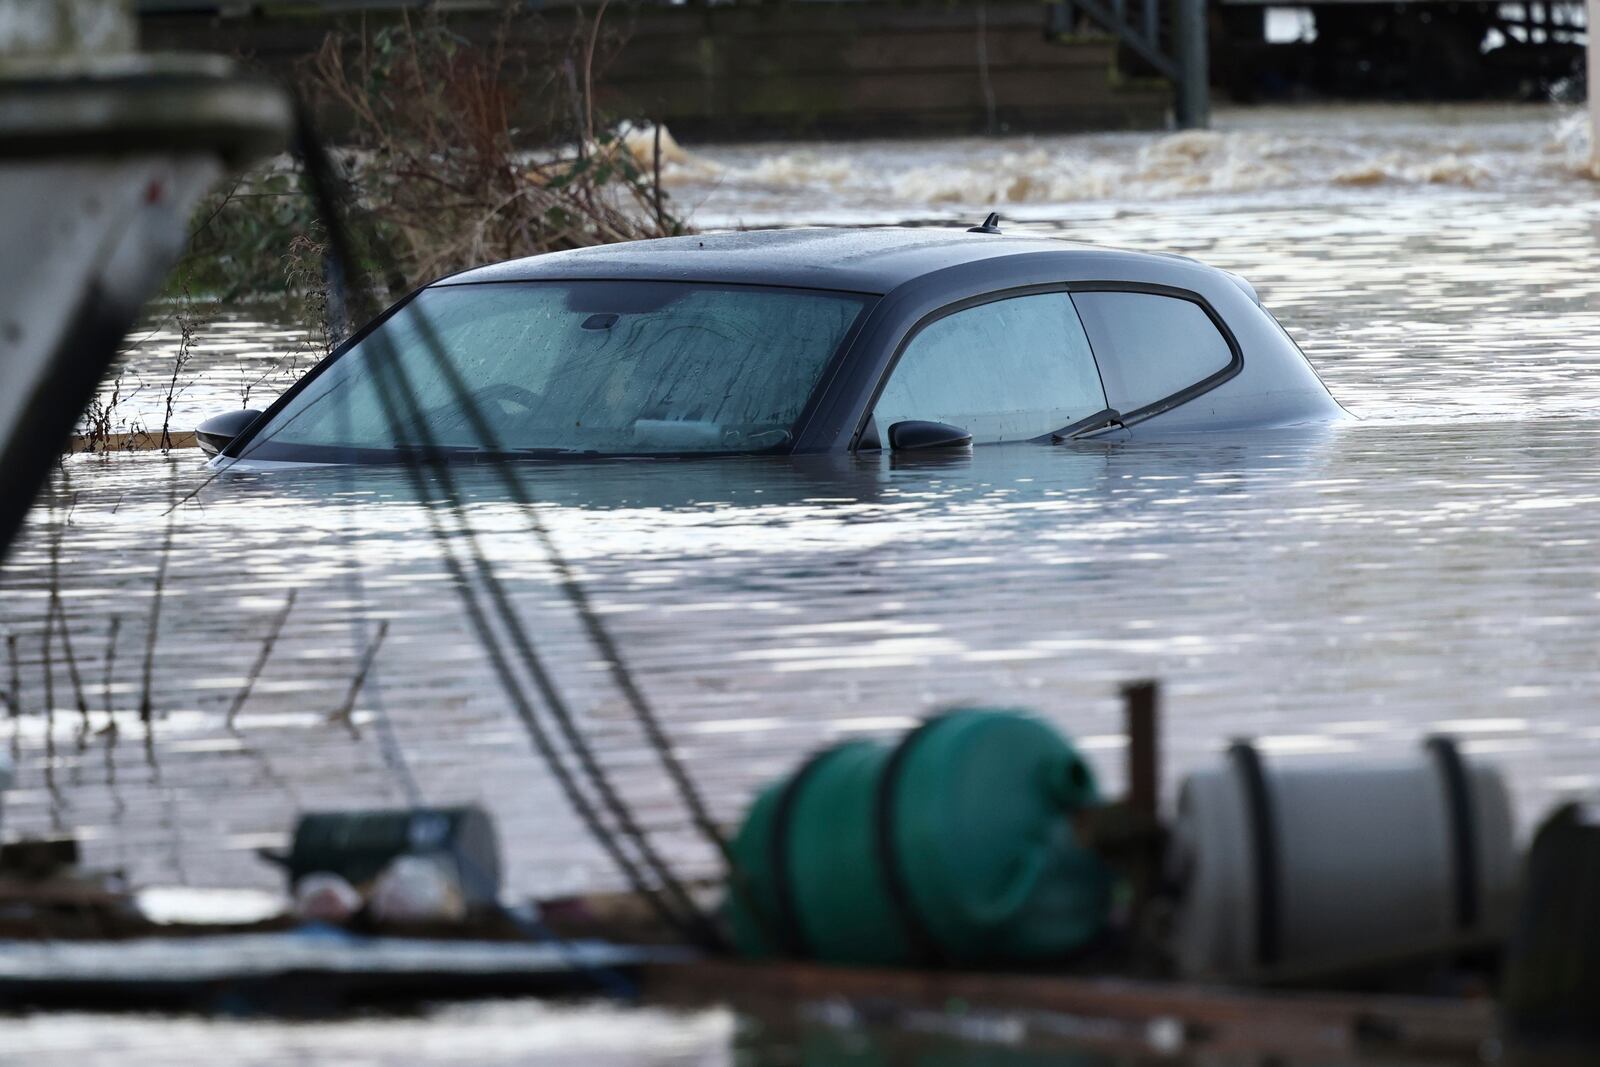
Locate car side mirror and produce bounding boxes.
[196,409,263,457]
[887,420,972,451]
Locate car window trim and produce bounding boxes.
[1048,406,1124,442]
[221,281,428,461]
[849,281,1243,451]
[849,282,1080,451]
[223,278,878,463]
[1067,281,1244,428]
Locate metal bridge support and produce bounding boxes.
[1173,0,1210,129]
[1050,0,1209,129]
[1590,0,1600,173]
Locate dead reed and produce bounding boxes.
[328,620,390,739]
[225,588,298,731]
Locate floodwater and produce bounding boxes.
[5,104,1600,1063]
[0,998,1450,1065]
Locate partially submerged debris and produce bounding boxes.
[264,806,502,919]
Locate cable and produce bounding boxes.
[292,107,729,874]
[289,101,720,946]
[291,134,735,873]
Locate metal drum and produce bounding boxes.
[1502,803,1600,1043]
[1171,737,1516,980]
[726,709,1110,967]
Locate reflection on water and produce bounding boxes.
[0,1001,736,1065]
[90,315,313,443]
[0,996,1495,1066]
[6,421,1600,897]
[9,104,1600,1062]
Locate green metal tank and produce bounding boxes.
[726,709,1109,966]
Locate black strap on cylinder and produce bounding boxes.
[875,715,951,967]
[768,743,848,959]
[1425,735,1481,932]
[1228,740,1281,969]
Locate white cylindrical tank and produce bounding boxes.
[1170,736,1516,980]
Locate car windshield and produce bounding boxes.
[232,280,873,461]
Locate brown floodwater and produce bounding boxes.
[5,104,1600,1063]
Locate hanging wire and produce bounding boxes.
[288,103,722,947]
[362,308,715,943]
[322,230,425,807]
[289,115,733,875]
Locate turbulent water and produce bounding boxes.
[8,104,1600,1064]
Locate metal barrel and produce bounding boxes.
[1503,803,1600,1044]
[725,709,1109,967]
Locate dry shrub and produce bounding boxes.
[309,2,686,288]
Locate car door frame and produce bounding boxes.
[810,263,1245,454]
[1065,281,1244,429]
[853,281,1108,450]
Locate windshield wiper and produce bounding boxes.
[384,442,594,457]
[1052,408,1124,442]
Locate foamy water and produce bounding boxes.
[665,103,1599,227]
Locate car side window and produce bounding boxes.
[1068,291,1233,414]
[872,292,1107,445]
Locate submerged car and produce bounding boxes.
[200,224,1344,465]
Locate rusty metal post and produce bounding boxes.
[1121,679,1160,817]
[1173,0,1210,129]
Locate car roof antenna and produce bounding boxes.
[967,212,1002,234]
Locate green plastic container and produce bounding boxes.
[726,709,1109,966]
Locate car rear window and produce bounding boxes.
[1069,291,1233,414]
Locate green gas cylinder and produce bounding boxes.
[726,709,1109,967]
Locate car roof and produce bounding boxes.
[437,226,1206,296]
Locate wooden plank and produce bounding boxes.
[0,933,689,1013]
[608,67,1125,114]
[141,3,1059,53]
[603,32,1115,81]
[644,959,1497,1060]
[839,31,1112,72]
[624,3,1053,38]
[613,103,1170,142]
